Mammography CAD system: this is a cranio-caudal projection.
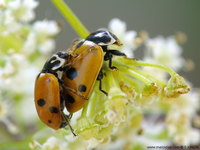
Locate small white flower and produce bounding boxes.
[3,10,21,33]
[108,18,137,58]
[42,136,67,150]
[166,91,200,145]
[108,18,126,36]
[1,53,27,77]
[21,0,38,22]
[2,60,15,75]
[22,32,37,55]
[22,20,59,54]
[145,36,185,71]
[174,128,200,145]
[10,52,28,67]
[0,100,19,134]
[105,110,117,122]
[1,53,39,96]
[7,0,38,22]
[38,39,55,55]
[96,139,125,150]
[134,121,170,147]
[33,20,60,36]
[7,0,20,10]
[20,96,38,123]
[0,0,38,34]
[7,66,38,95]
[29,140,42,149]
[87,138,105,150]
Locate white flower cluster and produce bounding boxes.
[0,0,59,139]
[23,20,60,55]
[144,36,185,72]
[0,0,38,34]
[166,91,200,145]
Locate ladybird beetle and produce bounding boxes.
[83,30,126,69]
[85,30,126,93]
[62,30,126,113]
[77,30,126,93]
[34,51,76,135]
[62,41,104,113]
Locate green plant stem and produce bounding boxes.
[113,61,152,85]
[133,69,166,87]
[51,0,89,38]
[87,85,105,119]
[134,61,176,77]
[116,58,176,77]
[81,100,89,118]
[81,84,98,118]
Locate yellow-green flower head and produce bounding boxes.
[74,46,190,141]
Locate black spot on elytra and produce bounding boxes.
[66,68,77,80]
[66,94,75,103]
[37,99,46,107]
[48,120,52,123]
[49,107,59,113]
[78,84,87,92]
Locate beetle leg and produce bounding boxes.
[108,57,117,70]
[68,114,73,119]
[59,98,76,135]
[104,50,126,70]
[62,85,88,100]
[60,93,65,111]
[108,50,126,57]
[58,78,88,100]
[61,112,77,136]
[60,98,73,119]
[107,50,126,69]
[104,51,116,70]
[97,70,108,96]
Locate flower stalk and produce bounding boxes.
[51,0,89,38]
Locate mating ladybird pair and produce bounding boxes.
[34,30,126,135]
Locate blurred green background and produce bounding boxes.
[36,0,200,87]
